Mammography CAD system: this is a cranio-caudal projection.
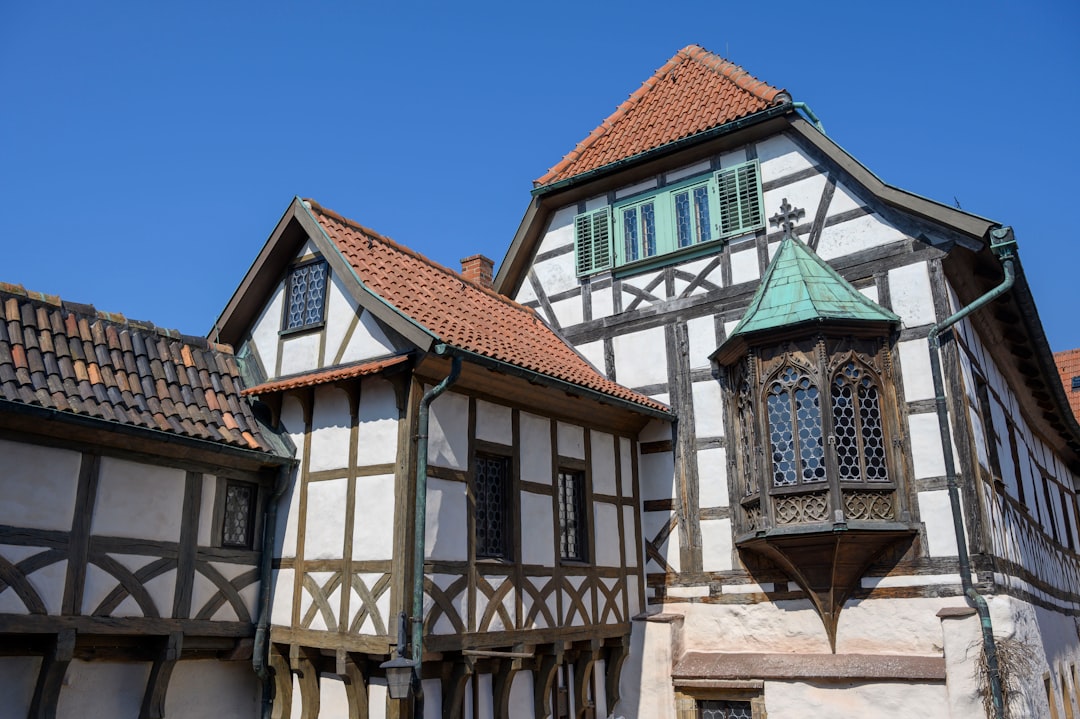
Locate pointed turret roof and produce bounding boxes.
[714,234,898,362]
[534,45,786,188]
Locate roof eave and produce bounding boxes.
[436,344,672,422]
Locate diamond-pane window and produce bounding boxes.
[284,261,328,331]
[767,366,824,488]
[475,454,510,559]
[222,481,256,548]
[832,362,888,482]
[558,470,587,561]
[700,699,753,719]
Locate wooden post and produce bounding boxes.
[29,629,76,719]
[140,631,183,719]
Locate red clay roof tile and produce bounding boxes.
[535,44,785,187]
[304,201,668,414]
[242,354,411,396]
[1054,349,1080,423]
[0,284,278,453]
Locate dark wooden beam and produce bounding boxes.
[29,629,75,719]
[139,632,183,719]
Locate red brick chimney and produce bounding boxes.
[460,254,494,289]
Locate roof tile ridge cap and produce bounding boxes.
[689,45,783,103]
[535,48,694,186]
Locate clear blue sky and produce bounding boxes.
[2,2,1078,351]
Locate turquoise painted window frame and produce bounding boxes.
[572,160,764,277]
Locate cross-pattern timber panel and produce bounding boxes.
[348,572,391,635]
[0,545,65,614]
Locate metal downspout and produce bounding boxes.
[254,463,295,719]
[927,226,1016,719]
[791,101,826,134]
[411,346,462,718]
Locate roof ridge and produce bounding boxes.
[304,199,542,318]
[536,44,784,186]
[0,282,233,355]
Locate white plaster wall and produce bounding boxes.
[575,341,606,378]
[888,262,936,328]
[93,457,185,542]
[520,412,552,485]
[428,390,469,470]
[0,439,81,531]
[279,332,321,376]
[729,247,760,285]
[691,381,725,438]
[617,620,678,719]
[620,438,634,498]
[426,477,468,561]
[536,206,576,256]
[196,473,218,547]
[309,386,352,473]
[0,545,66,615]
[422,678,443,719]
[591,286,615,322]
[476,399,512,446]
[368,679,388,719]
[305,478,348,560]
[324,275,358,364]
[521,491,555,566]
[899,338,935,401]
[164,660,260,719]
[918,490,961,557]
[638,450,675,502]
[550,296,584,328]
[685,315,717,370]
[357,378,399,466]
[557,422,585,460]
[612,327,668,388]
[623,505,638,568]
[353,474,396,561]
[0,656,39,719]
[642,509,679,573]
[250,282,284,377]
[764,680,947,719]
[696,446,728,509]
[474,673,494,719]
[533,253,578,298]
[510,671,535,719]
[266,565,289,621]
[909,413,947,479]
[319,675,351,719]
[830,180,868,215]
[665,160,711,184]
[591,431,617,496]
[756,134,814,179]
[700,518,733,572]
[276,395,306,557]
[816,212,906,261]
[56,660,150,719]
[339,310,397,364]
[594,502,621,566]
[762,174,827,237]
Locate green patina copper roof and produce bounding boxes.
[729,234,899,339]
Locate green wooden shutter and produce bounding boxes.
[717,160,763,238]
[574,208,612,276]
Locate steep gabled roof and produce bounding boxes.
[535,44,786,188]
[304,200,668,415]
[0,283,280,453]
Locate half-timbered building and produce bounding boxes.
[211,199,671,718]
[0,284,293,718]
[495,45,1080,718]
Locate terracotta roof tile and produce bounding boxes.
[242,354,410,396]
[535,44,785,187]
[304,201,668,414]
[1054,348,1080,423]
[0,284,277,453]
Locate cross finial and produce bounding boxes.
[770,198,805,239]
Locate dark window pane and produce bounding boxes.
[475,455,509,559]
[222,481,255,548]
[559,470,586,561]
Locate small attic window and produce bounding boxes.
[1072,376,1080,391]
[283,259,329,332]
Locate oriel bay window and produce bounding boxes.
[727,337,904,533]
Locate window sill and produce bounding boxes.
[610,227,758,280]
[279,321,326,338]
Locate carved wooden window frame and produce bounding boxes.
[726,334,905,532]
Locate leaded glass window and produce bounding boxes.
[558,470,586,561]
[832,362,888,482]
[475,454,510,559]
[674,183,713,248]
[284,261,328,331]
[766,366,825,488]
[621,201,657,263]
[700,699,752,719]
[222,481,256,548]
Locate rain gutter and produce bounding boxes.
[927,226,1016,719]
[411,344,462,718]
